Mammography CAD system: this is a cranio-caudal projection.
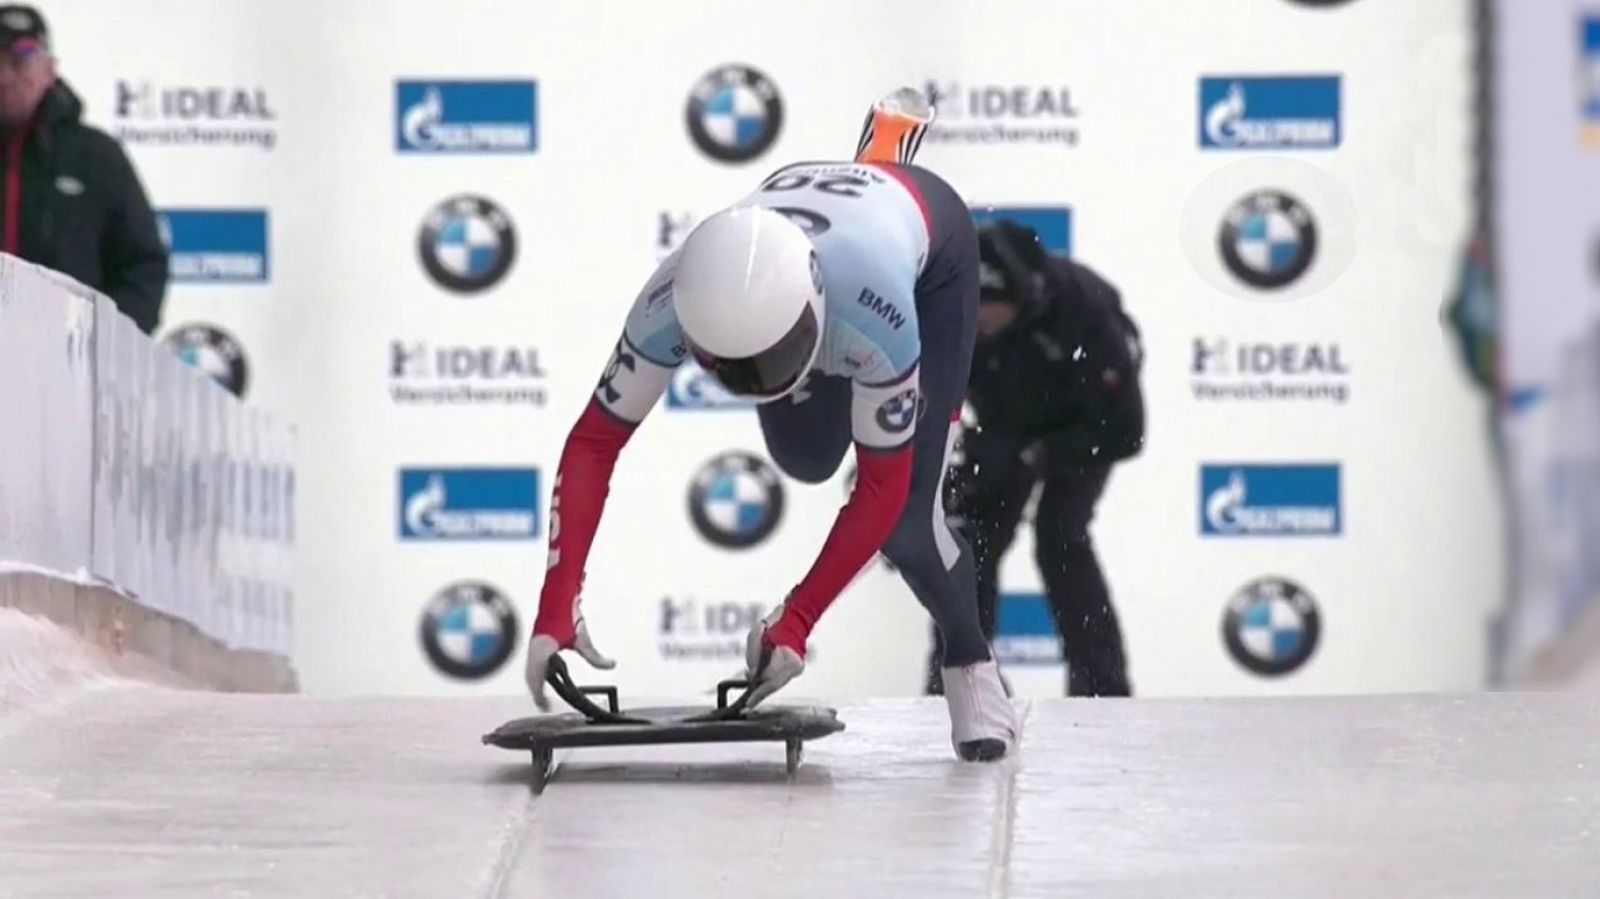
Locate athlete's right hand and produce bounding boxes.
[524,615,615,712]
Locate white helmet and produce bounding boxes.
[673,205,824,402]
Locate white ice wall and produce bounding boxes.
[0,254,294,657]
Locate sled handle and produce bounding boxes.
[544,655,641,723]
[580,684,620,715]
[717,678,751,712]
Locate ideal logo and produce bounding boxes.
[1200,464,1342,537]
[667,361,751,410]
[1200,75,1341,150]
[657,596,766,661]
[921,81,1081,148]
[388,341,548,408]
[1190,338,1351,404]
[1581,14,1600,149]
[970,205,1072,255]
[156,209,269,283]
[395,80,538,153]
[857,287,906,330]
[398,467,541,540]
[115,82,274,120]
[113,81,277,150]
[993,591,1061,666]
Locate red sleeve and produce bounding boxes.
[764,443,914,656]
[532,399,637,646]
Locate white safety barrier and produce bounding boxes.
[0,253,294,659]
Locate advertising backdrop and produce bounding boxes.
[39,0,1500,698]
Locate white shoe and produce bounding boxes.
[941,660,1018,761]
[855,87,936,165]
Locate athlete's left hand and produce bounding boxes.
[524,614,615,712]
[743,604,805,708]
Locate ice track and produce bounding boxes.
[2,608,1598,898]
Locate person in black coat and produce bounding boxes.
[0,5,167,333]
[927,219,1145,697]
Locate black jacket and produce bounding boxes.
[1,79,167,333]
[967,255,1145,462]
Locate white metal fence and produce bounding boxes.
[0,254,294,657]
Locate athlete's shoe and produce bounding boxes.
[941,659,1019,761]
[855,86,936,165]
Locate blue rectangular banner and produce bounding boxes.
[1200,463,1342,537]
[398,467,542,540]
[157,209,270,283]
[395,80,538,153]
[970,205,1073,255]
[1198,75,1342,150]
[994,591,1062,666]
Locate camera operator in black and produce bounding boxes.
[926,219,1144,697]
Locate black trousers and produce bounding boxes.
[927,430,1132,696]
[757,164,991,669]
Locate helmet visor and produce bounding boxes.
[689,303,819,400]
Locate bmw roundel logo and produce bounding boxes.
[875,387,920,435]
[1221,576,1321,676]
[687,451,785,549]
[685,64,784,164]
[417,195,517,294]
[164,323,248,398]
[419,581,519,680]
[1218,190,1318,291]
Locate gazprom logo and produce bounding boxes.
[395,80,538,153]
[1200,463,1342,537]
[399,467,541,540]
[1199,75,1341,150]
[156,209,269,283]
